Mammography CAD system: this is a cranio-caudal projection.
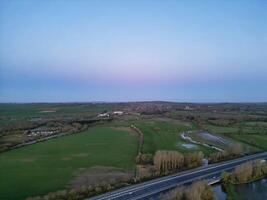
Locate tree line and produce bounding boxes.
[208,143,244,163]
[221,159,267,185]
[160,181,215,200]
[136,150,204,178]
[154,151,203,175]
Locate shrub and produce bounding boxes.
[161,181,215,200]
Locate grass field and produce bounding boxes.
[205,125,238,134]
[228,134,267,150]
[204,124,265,151]
[0,103,120,127]
[1,103,267,199]
[134,119,215,155]
[0,127,138,200]
[244,121,267,127]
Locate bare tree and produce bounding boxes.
[154,150,184,174]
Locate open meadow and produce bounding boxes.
[0,127,138,200]
[134,119,216,155]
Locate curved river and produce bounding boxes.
[213,178,267,200]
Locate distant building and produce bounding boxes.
[27,128,59,137]
[97,113,110,118]
[113,111,123,115]
[184,106,193,110]
[30,117,42,122]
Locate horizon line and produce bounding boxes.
[0,101,266,104]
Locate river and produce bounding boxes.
[213,178,267,200]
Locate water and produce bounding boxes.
[213,184,227,200]
[181,143,197,149]
[198,132,231,145]
[213,178,267,200]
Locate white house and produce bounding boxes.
[184,106,193,110]
[97,113,110,118]
[113,111,123,115]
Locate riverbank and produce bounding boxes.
[213,178,267,200]
[216,159,267,200]
[181,132,224,152]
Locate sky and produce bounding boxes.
[0,0,266,102]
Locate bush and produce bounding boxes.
[221,160,267,184]
[26,177,133,200]
[161,181,215,200]
[184,152,204,168]
[135,153,153,165]
[208,143,244,163]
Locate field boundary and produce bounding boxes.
[130,124,144,154]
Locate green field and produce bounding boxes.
[0,103,120,127]
[204,124,265,151]
[134,119,215,155]
[205,125,238,134]
[0,127,138,200]
[1,103,267,199]
[228,134,267,150]
[244,121,267,127]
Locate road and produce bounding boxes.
[88,152,267,200]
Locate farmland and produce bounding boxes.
[0,102,267,199]
[0,127,138,200]
[134,119,215,155]
[203,124,267,151]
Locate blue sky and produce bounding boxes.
[0,0,266,102]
